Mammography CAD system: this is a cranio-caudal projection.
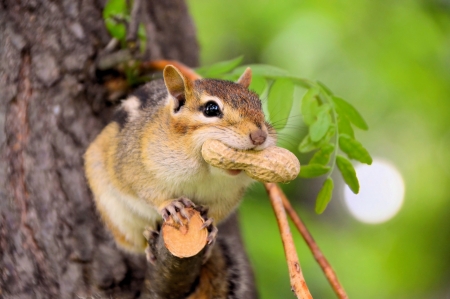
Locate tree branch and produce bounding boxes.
[281,192,348,299]
[162,208,208,258]
[265,182,349,299]
[146,226,204,299]
[264,182,313,299]
[126,0,142,52]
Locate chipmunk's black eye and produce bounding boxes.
[203,101,222,118]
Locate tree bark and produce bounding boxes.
[0,0,234,298]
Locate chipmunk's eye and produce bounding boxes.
[203,101,222,118]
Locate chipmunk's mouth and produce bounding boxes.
[226,169,242,176]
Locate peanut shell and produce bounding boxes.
[201,140,300,183]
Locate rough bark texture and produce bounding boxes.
[0,0,232,298]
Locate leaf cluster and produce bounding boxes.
[298,84,372,213]
[197,57,373,214]
[103,0,147,52]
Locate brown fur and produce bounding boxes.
[186,245,229,298]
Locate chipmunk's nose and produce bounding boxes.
[249,129,267,146]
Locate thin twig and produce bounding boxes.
[126,0,142,51]
[104,38,120,53]
[97,49,132,70]
[264,182,313,299]
[279,185,349,299]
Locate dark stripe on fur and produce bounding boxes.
[133,86,149,107]
[112,108,128,129]
[133,79,168,109]
[218,239,239,298]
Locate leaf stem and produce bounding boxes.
[316,86,339,179]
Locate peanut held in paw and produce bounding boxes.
[201,140,300,183]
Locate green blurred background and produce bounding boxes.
[188,0,450,298]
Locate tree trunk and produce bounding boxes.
[0,0,244,298]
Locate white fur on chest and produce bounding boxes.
[102,164,252,250]
[156,163,254,219]
[188,167,254,221]
[183,166,252,203]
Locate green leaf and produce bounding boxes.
[195,56,244,78]
[138,23,147,53]
[337,114,354,138]
[232,64,290,78]
[231,65,312,89]
[336,155,359,194]
[268,78,295,130]
[316,124,336,148]
[300,88,320,125]
[249,76,267,96]
[299,125,336,153]
[103,0,128,41]
[103,0,127,18]
[339,134,373,165]
[317,81,333,96]
[332,96,368,130]
[289,77,314,89]
[310,144,335,165]
[319,125,336,144]
[299,134,317,153]
[299,164,331,178]
[310,105,332,142]
[315,178,334,214]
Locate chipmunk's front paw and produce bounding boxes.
[143,226,160,264]
[160,197,195,225]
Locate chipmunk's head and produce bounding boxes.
[163,65,276,152]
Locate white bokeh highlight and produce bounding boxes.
[343,159,405,224]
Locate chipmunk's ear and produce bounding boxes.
[163,65,193,112]
[237,67,252,88]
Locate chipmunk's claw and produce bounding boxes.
[160,197,195,225]
[194,205,209,218]
[200,217,218,245]
[192,207,218,263]
[143,226,160,264]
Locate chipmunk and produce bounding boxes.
[85,62,276,255]
[85,62,276,297]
